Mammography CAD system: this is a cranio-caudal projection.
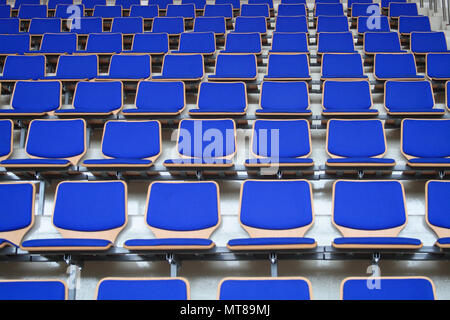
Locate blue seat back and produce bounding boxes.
[358,15,390,33]
[166,3,195,18]
[131,32,168,53]
[0,120,12,159]
[13,0,40,10]
[12,81,61,113]
[0,18,20,34]
[86,33,122,53]
[26,119,86,159]
[40,33,77,54]
[267,53,310,78]
[161,54,203,78]
[248,0,273,8]
[402,119,450,158]
[73,81,122,112]
[215,0,239,9]
[399,16,431,34]
[213,54,257,78]
[271,32,308,53]
[82,0,106,9]
[278,3,306,16]
[53,181,127,232]
[152,16,184,34]
[108,54,151,79]
[382,0,406,8]
[241,3,269,17]
[70,17,102,34]
[389,2,418,17]
[178,32,215,53]
[333,180,407,230]
[385,81,434,110]
[177,119,236,158]
[364,32,402,53]
[148,0,173,9]
[240,180,313,230]
[427,53,450,79]
[0,281,67,300]
[204,4,232,17]
[352,3,379,17]
[275,15,308,32]
[55,55,98,79]
[18,4,47,18]
[97,278,189,300]
[0,183,34,233]
[327,120,387,158]
[55,4,84,18]
[29,18,61,34]
[198,82,246,112]
[315,3,344,16]
[116,0,140,9]
[375,53,418,78]
[427,181,450,230]
[0,5,11,18]
[193,16,225,34]
[318,32,355,53]
[342,278,435,300]
[182,0,205,9]
[93,5,122,17]
[0,34,29,54]
[261,81,309,110]
[146,181,219,232]
[129,4,158,18]
[136,81,185,111]
[252,119,311,158]
[111,16,143,33]
[2,55,45,80]
[102,121,161,160]
[219,278,312,300]
[235,16,266,33]
[323,80,372,110]
[411,32,448,53]
[48,0,73,10]
[317,16,349,32]
[224,32,261,53]
[322,53,364,78]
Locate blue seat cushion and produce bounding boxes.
[409,158,450,164]
[256,109,311,114]
[21,238,112,249]
[97,279,188,300]
[342,278,435,300]
[436,237,450,245]
[83,159,153,166]
[1,159,70,166]
[228,237,315,247]
[164,158,233,165]
[123,107,183,114]
[124,238,213,248]
[327,158,395,165]
[0,281,67,300]
[333,237,422,246]
[245,158,313,165]
[323,108,378,114]
[219,279,311,300]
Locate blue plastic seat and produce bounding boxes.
[401,119,450,167]
[189,82,247,115]
[128,33,168,54]
[209,54,257,80]
[82,0,106,10]
[427,53,450,80]
[389,2,418,18]
[0,120,13,162]
[0,81,61,115]
[204,4,232,17]
[245,119,313,167]
[182,0,206,10]
[28,18,61,35]
[115,0,140,10]
[234,16,267,33]
[55,4,84,18]
[241,3,269,17]
[38,33,77,54]
[93,5,122,18]
[342,277,435,300]
[318,32,356,54]
[96,278,189,300]
[248,0,273,9]
[148,0,173,10]
[166,3,195,18]
[111,17,143,34]
[13,0,40,10]
[0,183,35,249]
[46,55,98,80]
[326,120,395,167]
[69,17,102,34]
[0,281,67,300]
[385,80,443,115]
[153,54,203,80]
[364,32,405,54]
[426,181,450,248]
[221,32,261,54]
[129,5,158,18]
[219,278,312,300]
[321,53,367,79]
[315,3,344,16]
[399,16,431,34]
[257,81,310,115]
[382,0,406,9]
[193,16,225,34]
[152,16,184,35]
[0,5,11,18]
[124,181,220,249]
[163,119,236,167]
[55,81,122,115]
[98,54,151,80]
[83,120,161,168]
[0,34,29,55]
[374,53,423,80]
[227,180,316,250]
[332,180,422,249]
[48,0,73,10]
[215,0,239,10]
[21,180,127,251]
[351,3,380,17]
[0,18,20,34]
[411,32,448,54]
[18,4,47,19]
[0,55,45,81]
[172,32,215,54]
[123,81,185,115]
[0,119,86,168]
[317,16,349,32]
[84,33,122,54]
[264,54,311,80]
[277,3,306,16]
[269,32,309,53]
[275,16,308,32]
[357,16,390,33]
